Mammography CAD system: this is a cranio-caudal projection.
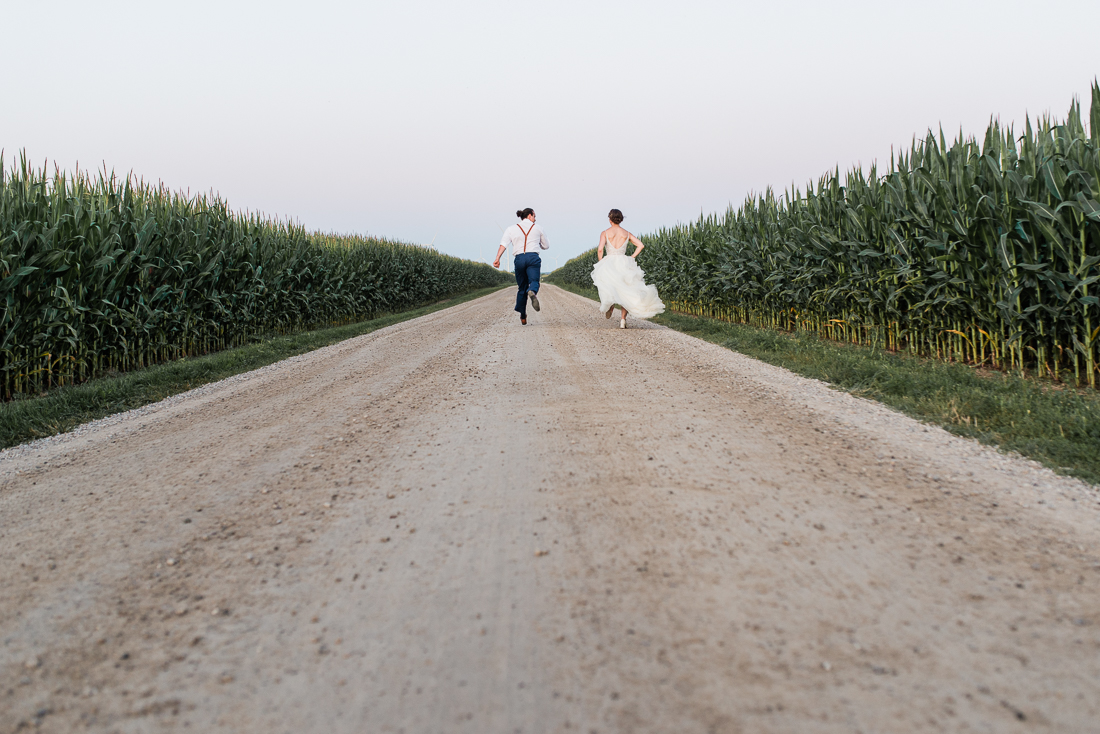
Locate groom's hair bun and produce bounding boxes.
[517,208,535,219]
[608,209,624,224]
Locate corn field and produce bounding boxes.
[558,85,1100,388]
[1,155,509,399]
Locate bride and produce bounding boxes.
[591,209,665,328]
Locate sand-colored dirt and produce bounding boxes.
[2,285,1098,733]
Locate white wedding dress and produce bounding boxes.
[590,238,665,319]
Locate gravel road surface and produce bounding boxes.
[2,285,1099,733]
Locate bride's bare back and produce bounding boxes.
[591,214,664,324]
[598,224,644,259]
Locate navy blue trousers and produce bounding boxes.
[514,252,541,317]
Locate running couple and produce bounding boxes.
[493,207,664,328]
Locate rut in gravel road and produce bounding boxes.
[2,284,1099,734]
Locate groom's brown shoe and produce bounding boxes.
[521,316,527,325]
[528,291,540,312]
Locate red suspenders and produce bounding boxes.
[517,222,533,253]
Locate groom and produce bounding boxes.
[493,208,550,325]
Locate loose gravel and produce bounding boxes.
[2,285,1098,733]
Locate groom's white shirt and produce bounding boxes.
[501,222,549,256]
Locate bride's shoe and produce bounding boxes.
[620,317,626,329]
[605,306,614,319]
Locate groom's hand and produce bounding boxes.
[492,258,501,268]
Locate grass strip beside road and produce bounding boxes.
[550,281,1100,485]
[0,286,508,450]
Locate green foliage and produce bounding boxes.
[0,156,510,398]
[0,286,505,448]
[547,248,599,288]
[654,309,1100,485]
[550,281,1100,483]
[640,83,1100,388]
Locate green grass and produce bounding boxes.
[0,286,507,450]
[550,281,1100,485]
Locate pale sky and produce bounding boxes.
[4,0,1099,267]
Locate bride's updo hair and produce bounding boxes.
[516,208,535,219]
[608,209,624,224]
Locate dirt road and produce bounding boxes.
[2,285,1099,733]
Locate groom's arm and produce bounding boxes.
[538,227,550,250]
[493,228,513,268]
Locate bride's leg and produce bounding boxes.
[621,308,628,319]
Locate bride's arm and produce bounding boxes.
[596,232,606,261]
[628,232,645,258]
